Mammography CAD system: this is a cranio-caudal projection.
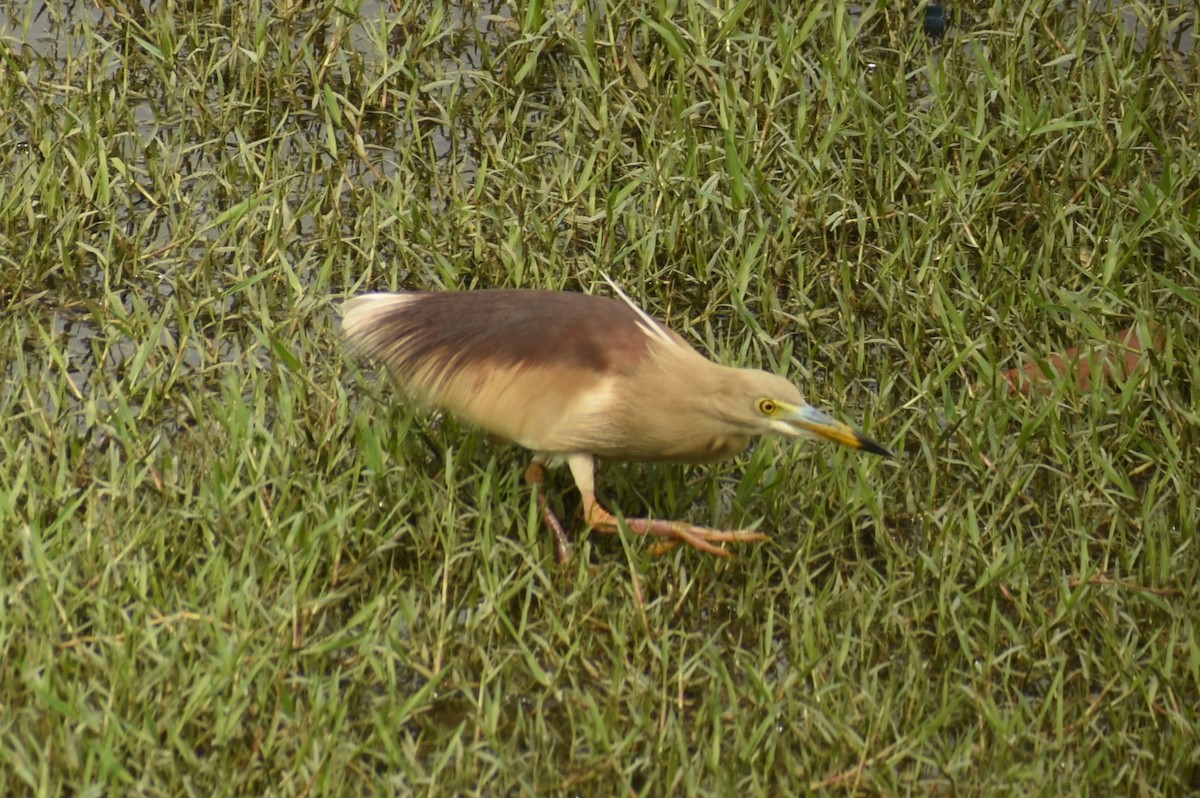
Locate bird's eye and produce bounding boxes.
[757,399,777,415]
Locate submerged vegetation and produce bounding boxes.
[1,0,1197,794]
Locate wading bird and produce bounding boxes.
[342,288,890,561]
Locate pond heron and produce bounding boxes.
[342,289,890,561]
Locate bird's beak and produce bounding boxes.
[784,404,893,457]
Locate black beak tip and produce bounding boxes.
[858,434,894,458]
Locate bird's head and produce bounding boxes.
[726,369,892,456]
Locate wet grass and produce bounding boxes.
[2,0,1198,794]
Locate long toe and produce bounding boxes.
[586,505,767,557]
[686,526,769,544]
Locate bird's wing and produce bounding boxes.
[341,290,699,453]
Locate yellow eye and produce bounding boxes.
[757,399,777,415]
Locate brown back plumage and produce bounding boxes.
[341,290,710,456]
[344,291,668,379]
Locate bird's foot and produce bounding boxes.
[584,505,768,558]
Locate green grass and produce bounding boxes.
[2,0,1198,794]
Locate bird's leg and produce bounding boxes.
[524,459,573,563]
[566,454,768,558]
